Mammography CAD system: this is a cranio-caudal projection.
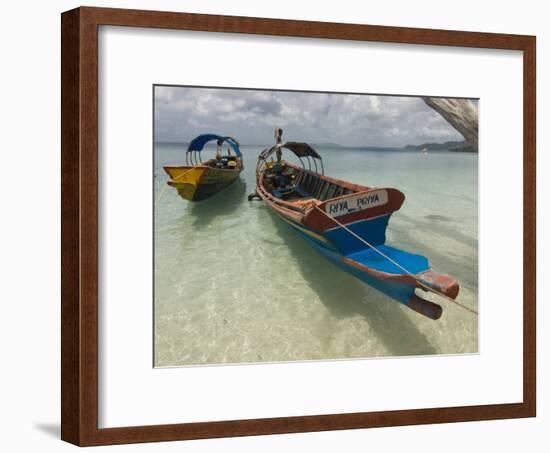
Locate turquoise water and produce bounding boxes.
[154,144,478,367]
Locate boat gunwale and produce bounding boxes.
[261,197,459,295]
[163,163,243,176]
[343,256,458,297]
[257,173,415,281]
[256,167,458,295]
[285,163,370,193]
[256,181,305,223]
[256,165,405,230]
[256,164,374,214]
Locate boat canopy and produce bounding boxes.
[186,133,241,165]
[257,140,324,175]
[258,141,322,162]
[187,134,242,157]
[280,141,322,159]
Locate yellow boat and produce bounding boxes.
[164,134,244,202]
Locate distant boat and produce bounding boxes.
[249,128,459,319]
[421,148,429,155]
[164,134,244,202]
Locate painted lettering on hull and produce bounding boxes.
[325,189,388,217]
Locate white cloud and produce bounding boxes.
[154,86,467,147]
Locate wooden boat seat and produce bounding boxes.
[346,245,429,275]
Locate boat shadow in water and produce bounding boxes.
[267,213,438,357]
[187,179,247,228]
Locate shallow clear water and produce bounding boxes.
[154,144,478,367]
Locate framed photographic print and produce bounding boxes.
[61,6,536,446]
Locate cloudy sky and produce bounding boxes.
[154,86,466,147]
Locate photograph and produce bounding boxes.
[153,85,479,367]
[1,0,541,449]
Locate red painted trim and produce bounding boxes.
[257,169,458,298]
[305,188,405,231]
[343,257,459,299]
[256,182,305,223]
[258,164,405,232]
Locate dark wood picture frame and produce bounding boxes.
[61,6,536,446]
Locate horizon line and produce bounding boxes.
[153,140,469,149]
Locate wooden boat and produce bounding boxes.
[164,134,244,202]
[250,128,460,320]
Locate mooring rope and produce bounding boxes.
[155,167,195,205]
[312,205,478,316]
